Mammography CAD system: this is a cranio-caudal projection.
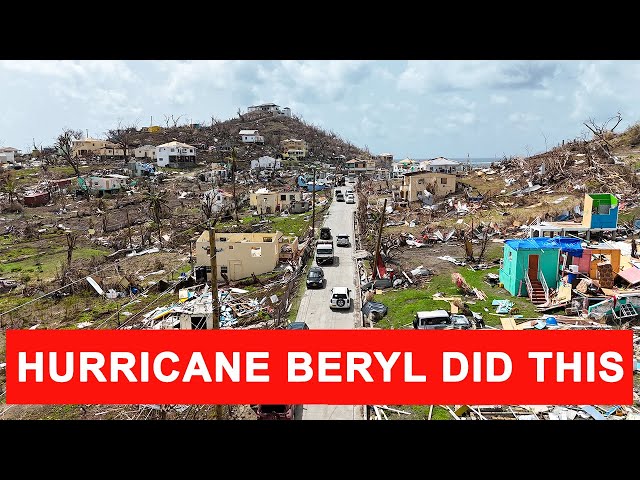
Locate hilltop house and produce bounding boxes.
[398,171,456,202]
[250,189,302,214]
[195,230,298,281]
[281,139,307,159]
[250,156,281,170]
[72,138,130,159]
[247,103,291,116]
[156,141,196,168]
[420,157,463,174]
[239,130,265,144]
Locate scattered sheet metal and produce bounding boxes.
[438,255,466,266]
[86,276,104,296]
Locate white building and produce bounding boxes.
[250,156,281,170]
[156,141,196,167]
[134,145,157,160]
[247,103,291,116]
[202,188,233,215]
[0,147,19,163]
[239,130,265,144]
[420,157,462,174]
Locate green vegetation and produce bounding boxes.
[619,206,640,225]
[270,212,312,238]
[0,246,109,280]
[286,256,314,322]
[374,266,539,329]
[379,405,453,420]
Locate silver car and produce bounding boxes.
[336,234,350,247]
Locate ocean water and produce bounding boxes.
[400,157,500,167]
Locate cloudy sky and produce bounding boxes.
[1,60,638,159]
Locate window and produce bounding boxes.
[171,148,175,152]
[221,266,228,274]
[508,251,512,261]
[289,194,296,200]
[440,177,448,184]
[263,237,273,243]
[280,194,287,201]
[417,179,424,185]
[251,247,262,257]
[219,237,227,242]
[228,245,233,249]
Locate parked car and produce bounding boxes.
[320,227,332,240]
[336,193,345,202]
[346,194,355,204]
[306,266,325,288]
[413,310,472,330]
[256,404,295,420]
[330,286,351,309]
[286,321,310,330]
[336,234,350,247]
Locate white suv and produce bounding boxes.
[330,287,352,309]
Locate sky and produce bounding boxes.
[1,60,639,160]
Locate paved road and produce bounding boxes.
[295,185,365,420]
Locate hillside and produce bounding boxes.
[116,110,367,166]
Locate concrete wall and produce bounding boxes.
[195,231,283,280]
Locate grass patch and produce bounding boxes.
[0,246,109,281]
[374,266,539,329]
[270,212,312,238]
[378,405,453,420]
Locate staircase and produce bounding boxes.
[528,279,546,305]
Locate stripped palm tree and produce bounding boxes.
[2,172,18,205]
[144,189,169,248]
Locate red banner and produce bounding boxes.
[5,329,633,405]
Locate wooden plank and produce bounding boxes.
[500,317,517,330]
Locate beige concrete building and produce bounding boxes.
[72,138,129,158]
[399,171,457,202]
[373,153,393,170]
[195,230,298,281]
[250,190,302,214]
[281,139,307,159]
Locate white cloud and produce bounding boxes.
[490,94,509,104]
[397,60,558,93]
[508,112,541,124]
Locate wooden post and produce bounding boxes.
[208,222,223,420]
[311,167,316,238]
[372,198,387,282]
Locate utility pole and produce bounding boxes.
[208,222,223,420]
[372,198,387,282]
[311,167,316,239]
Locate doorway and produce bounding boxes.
[528,254,539,280]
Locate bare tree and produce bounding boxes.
[66,231,78,266]
[106,121,139,162]
[226,147,240,221]
[55,128,84,177]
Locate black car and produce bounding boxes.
[306,266,325,288]
[286,321,310,330]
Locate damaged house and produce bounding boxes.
[250,189,303,214]
[528,193,619,239]
[398,171,457,203]
[499,237,584,305]
[195,230,298,281]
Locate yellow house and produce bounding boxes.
[400,171,457,202]
[249,190,302,214]
[195,230,299,281]
[72,138,128,158]
[281,139,307,159]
